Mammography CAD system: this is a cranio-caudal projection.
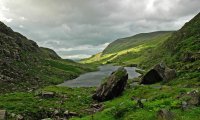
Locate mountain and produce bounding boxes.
[81,31,173,65]
[0,21,95,93]
[164,12,200,62]
[82,13,200,70]
[103,31,173,55]
[140,12,200,69]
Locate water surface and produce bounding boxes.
[58,64,140,87]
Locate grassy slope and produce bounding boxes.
[0,21,97,119]
[0,21,96,93]
[81,31,172,66]
[140,12,200,70]
[0,86,96,119]
[103,31,173,55]
[72,84,200,120]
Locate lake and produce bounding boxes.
[58,64,140,87]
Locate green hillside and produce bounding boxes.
[103,31,173,54]
[82,13,200,69]
[81,31,172,65]
[0,21,96,93]
[140,12,200,69]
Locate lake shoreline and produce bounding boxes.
[58,64,140,87]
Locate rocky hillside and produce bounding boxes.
[141,12,200,69]
[165,12,200,63]
[0,21,95,93]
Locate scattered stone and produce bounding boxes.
[131,96,140,101]
[182,52,200,62]
[91,103,103,109]
[92,67,128,101]
[136,99,144,108]
[157,109,174,120]
[185,90,200,106]
[85,104,103,114]
[140,63,176,84]
[40,91,55,98]
[16,114,23,120]
[181,101,188,111]
[131,97,146,108]
[41,118,52,120]
[10,113,16,118]
[141,99,147,103]
[53,109,59,115]
[69,112,78,116]
[64,110,78,117]
[64,110,69,116]
[178,90,200,108]
[0,110,6,120]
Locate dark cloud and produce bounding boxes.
[0,0,200,59]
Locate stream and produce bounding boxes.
[58,64,140,87]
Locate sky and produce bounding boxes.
[0,0,200,59]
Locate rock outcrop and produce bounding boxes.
[140,63,176,84]
[92,67,128,102]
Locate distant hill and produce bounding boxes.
[103,31,173,54]
[82,13,200,71]
[0,21,95,93]
[81,31,173,65]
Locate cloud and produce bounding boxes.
[0,0,200,59]
[62,54,91,60]
[56,43,109,52]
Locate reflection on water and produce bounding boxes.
[58,64,140,87]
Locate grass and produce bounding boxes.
[102,31,173,54]
[0,58,97,94]
[1,76,200,120]
[71,81,200,120]
[81,31,172,66]
[0,86,95,119]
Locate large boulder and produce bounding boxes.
[140,63,176,84]
[92,67,128,102]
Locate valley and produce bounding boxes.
[0,9,200,120]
